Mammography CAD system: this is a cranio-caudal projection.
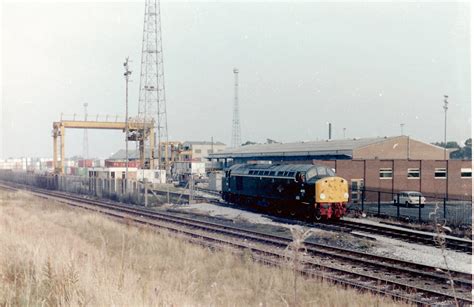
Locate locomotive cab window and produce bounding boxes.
[316,167,327,176]
[306,168,317,179]
[296,172,305,182]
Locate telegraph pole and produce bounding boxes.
[443,95,449,160]
[124,57,132,187]
[400,123,405,135]
[82,103,89,160]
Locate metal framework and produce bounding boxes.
[231,68,241,148]
[52,119,154,174]
[138,0,168,171]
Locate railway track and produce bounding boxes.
[174,189,473,255]
[336,220,473,254]
[1,182,472,306]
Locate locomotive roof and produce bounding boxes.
[228,163,326,175]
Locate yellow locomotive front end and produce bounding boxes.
[315,176,349,219]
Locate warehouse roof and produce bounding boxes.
[208,136,400,159]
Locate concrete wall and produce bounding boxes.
[353,136,446,160]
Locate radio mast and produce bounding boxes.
[137,0,168,170]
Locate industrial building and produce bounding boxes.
[208,136,449,163]
[208,136,472,200]
[180,141,226,162]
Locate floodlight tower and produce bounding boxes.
[82,103,89,159]
[231,68,241,148]
[138,0,168,170]
[443,95,449,160]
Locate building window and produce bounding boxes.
[461,168,472,178]
[379,168,392,179]
[207,149,213,154]
[194,149,201,154]
[434,168,447,179]
[407,168,420,179]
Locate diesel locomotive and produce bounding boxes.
[221,163,349,221]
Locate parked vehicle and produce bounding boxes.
[394,191,426,207]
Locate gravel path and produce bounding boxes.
[363,232,472,274]
[166,202,293,228]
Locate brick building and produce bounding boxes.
[318,159,471,201]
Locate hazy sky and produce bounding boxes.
[1,1,471,159]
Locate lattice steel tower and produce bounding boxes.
[231,68,241,148]
[138,0,168,169]
[82,103,89,159]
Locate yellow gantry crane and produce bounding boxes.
[52,117,155,174]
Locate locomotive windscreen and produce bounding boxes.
[306,166,335,180]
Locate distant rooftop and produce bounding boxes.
[109,149,141,160]
[208,136,401,159]
[184,141,226,146]
[109,140,227,160]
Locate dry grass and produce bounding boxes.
[0,190,411,306]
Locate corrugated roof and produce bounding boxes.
[209,136,400,159]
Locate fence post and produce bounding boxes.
[443,198,446,219]
[377,191,381,215]
[397,193,400,218]
[144,179,148,207]
[361,188,365,212]
[418,195,422,222]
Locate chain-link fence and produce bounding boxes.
[348,188,472,227]
[0,170,149,206]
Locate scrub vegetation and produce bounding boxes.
[0,190,410,306]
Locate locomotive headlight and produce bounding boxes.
[343,193,349,199]
[320,193,326,200]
